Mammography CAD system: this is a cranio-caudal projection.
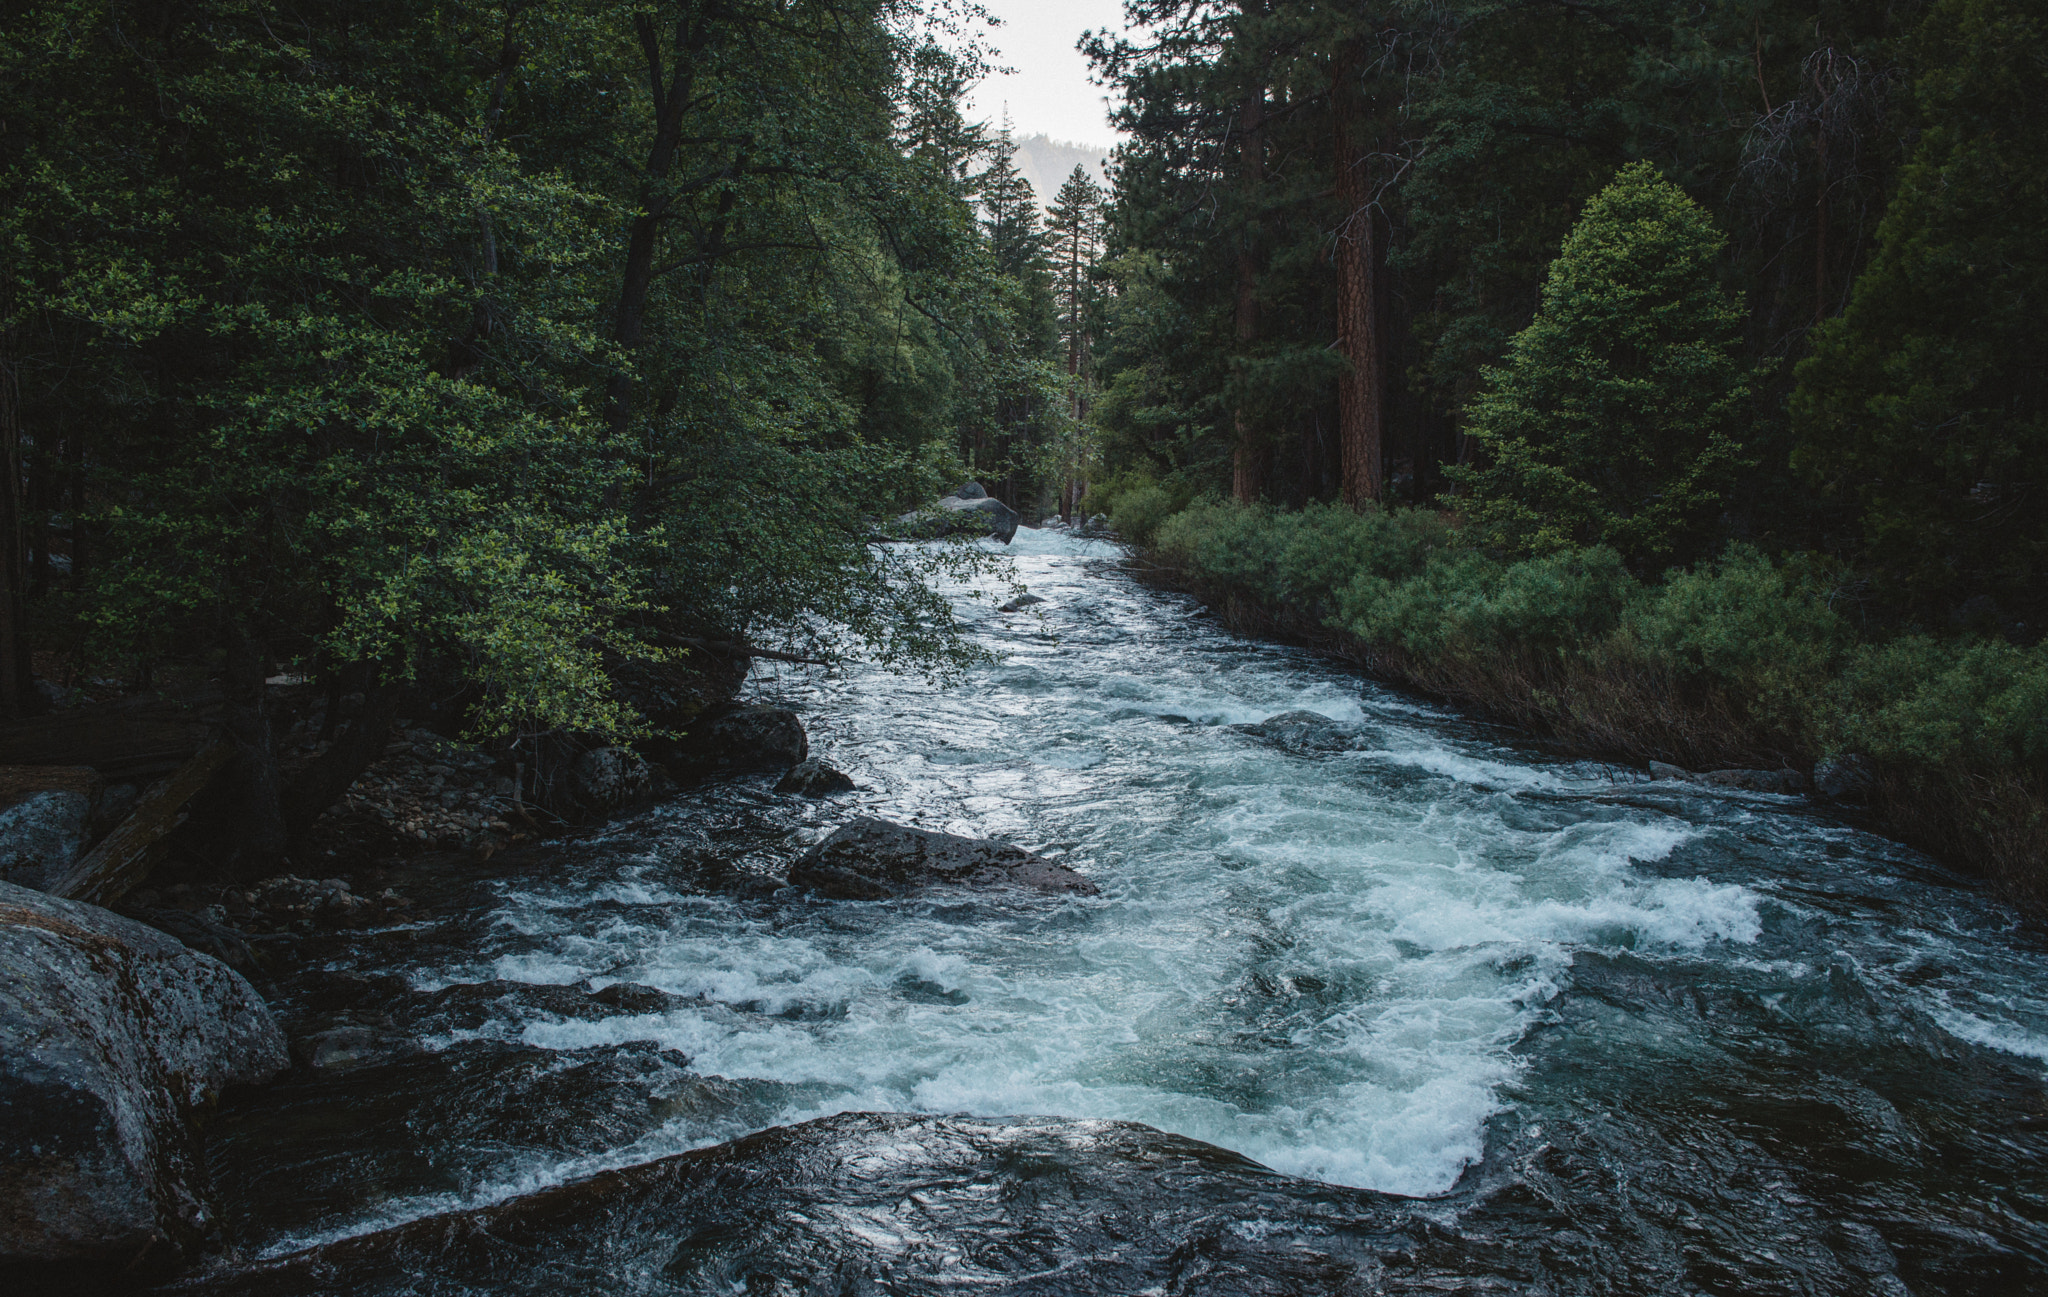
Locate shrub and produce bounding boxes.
[1620,546,1853,742]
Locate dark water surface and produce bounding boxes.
[172,530,2048,1294]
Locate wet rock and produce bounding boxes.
[1700,767,1808,794]
[790,817,1097,899]
[1230,710,1363,754]
[892,494,1022,544]
[998,593,1046,612]
[0,764,99,889]
[571,746,673,813]
[183,1112,1441,1297]
[1648,760,1692,782]
[1816,753,1877,800]
[590,982,685,1015]
[673,705,808,776]
[0,880,287,1268]
[295,1024,422,1073]
[775,757,855,797]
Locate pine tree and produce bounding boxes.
[1450,162,1763,568]
[979,118,1049,279]
[1791,0,2048,625]
[1046,164,1105,393]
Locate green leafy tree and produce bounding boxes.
[1791,0,2048,627]
[1451,162,1764,568]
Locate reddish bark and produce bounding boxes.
[1332,45,1384,508]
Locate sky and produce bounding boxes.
[960,0,1130,147]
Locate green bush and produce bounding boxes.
[1350,546,1638,664]
[1619,546,1854,740]
[1835,637,2048,772]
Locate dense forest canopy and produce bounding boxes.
[1085,0,2044,632]
[0,0,1110,870]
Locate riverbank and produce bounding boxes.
[123,526,2048,1293]
[1107,497,2048,912]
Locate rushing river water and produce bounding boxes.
[184,529,2048,1294]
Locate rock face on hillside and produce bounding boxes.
[0,880,288,1269]
[789,817,1097,899]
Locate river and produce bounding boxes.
[179,529,2048,1294]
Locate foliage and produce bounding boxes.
[1449,163,1765,568]
[1791,0,2048,627]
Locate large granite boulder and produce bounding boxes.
[892,494,1021,544]
[789,817,1097,899]
[669,705,809,777]
[0,881,288,1269]
[0,765,100,889]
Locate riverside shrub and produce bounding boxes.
[1140,497,2048,903]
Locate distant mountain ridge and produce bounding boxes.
[1011,134,1113,210]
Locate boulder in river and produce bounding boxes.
[1699,767,1808,794]
[1815,753,1876,800]
[790,817,1096,899]
[997,592,1045,613]
[892,494,1021,544]
[1229,709,1365,754]
[666,705,808,778]
[775,757,855,797]
[0,880,288,1270]
[571,745,674,813]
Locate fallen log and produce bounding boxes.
[44,740,234,907]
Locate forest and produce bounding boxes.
[1078,0,2048,903]
[1,0,2043,898]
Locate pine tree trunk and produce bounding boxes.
[1231,76,1267,504]
[1332,47,1383,508]
[0,326,39,719]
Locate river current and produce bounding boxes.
[189,529,2048,1293]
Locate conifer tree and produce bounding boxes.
[1451,163,1762,568]
[1791,0,2047,624]
[1046,164,1105,395]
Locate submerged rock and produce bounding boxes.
[775,757,855,797]
[1648,760,1692,782]
[1230,709,1364,755]
[998,593,1046,613]
[0,880,287,1269]
[1699,767,1808,794]
[790,817,1096,899]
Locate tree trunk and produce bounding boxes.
[1231,75,1267,504]
[1332,44,1384,508]
[282,677,402,843]
[0,326,40,719]
[606,14,705,446]
[217,632,289,877]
